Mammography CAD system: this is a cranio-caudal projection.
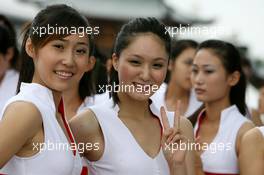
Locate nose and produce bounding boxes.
[139,65,151,82]
[61,50,75,67]
[193,71,204,85]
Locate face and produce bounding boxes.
[169,48,196,90]
[113,33,168,101]
[191,49,237,103]
[26,34,91,92]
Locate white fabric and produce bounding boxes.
[246,83,259,110]
[0,83,83,175]
[86,99,170,175]
[150,83,202,117]
[194,105,250,174]
[77,91,110,113]
[0,69,19,113]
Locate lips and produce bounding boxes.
[54,70,74,80]
[194,88,206,94]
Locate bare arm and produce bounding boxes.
[69,109,104,161]
[239,128,264,175]
[0,102,42,168]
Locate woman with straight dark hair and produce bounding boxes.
[0,4,94,174]
[191,40,254,174]
[0,15,20,113]
[70,17,195,175]
[151,39,202,118]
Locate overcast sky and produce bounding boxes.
[165,0,264,60]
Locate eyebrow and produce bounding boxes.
[58,38,88,45]
[131,54,167,61]
[192,64,215,68]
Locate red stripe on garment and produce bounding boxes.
[58,99,76,156]
[80,166,88,175]
[205,172,239,175]
[58,99,89,175]
[195,108,206,139]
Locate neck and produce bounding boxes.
[117,92,152,120]
[52,91,62,113]
[204,96,231,123]
[63,86,83,120]
[165,82,190,110]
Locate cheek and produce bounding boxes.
[152,69,167,85]
[118,64,137,83]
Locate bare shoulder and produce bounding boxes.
[1,101,42,133]
[238,121,255,138]
[242,127,263,145]
[0,101,42,167]
[69,109,101,138]
[236,121,255,153]
[69,109,104,160]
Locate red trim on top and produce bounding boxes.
[195,108,206,139]
[80,166,88,175]
[204,172,239,175]
[58,99,89,175]
[58,99,76,156]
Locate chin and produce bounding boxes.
[129,92,151,101]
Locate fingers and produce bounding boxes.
[160,106,170,130]
[174,100,181,132]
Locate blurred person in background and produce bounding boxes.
[151,39,202,118]
[0,15,20,112]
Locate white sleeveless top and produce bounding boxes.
[86,99,170,175]
[150,83,202,118]
[0,69,19,113]
[194,105,250,174]
[0,83,84,175]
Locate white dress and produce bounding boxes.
[85,99,170,175]
[194,105,250,174]
[0,83,84,175]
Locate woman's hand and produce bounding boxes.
[160,101,188,174]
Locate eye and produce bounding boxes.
[153,63,163,69]
[185,59,193,66]
[129,60,141,66]
[205,70,214,74]
[191,67,198,74]
[53,44,64,49]
[76,49,87,54]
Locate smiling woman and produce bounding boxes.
[69,17,195,175]
[0,4,93,175]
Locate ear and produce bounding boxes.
[86,55,96,71]
[5,47,14,62]
[228,71,240,86]
[112,53,119,71]
[25,37,36,59]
